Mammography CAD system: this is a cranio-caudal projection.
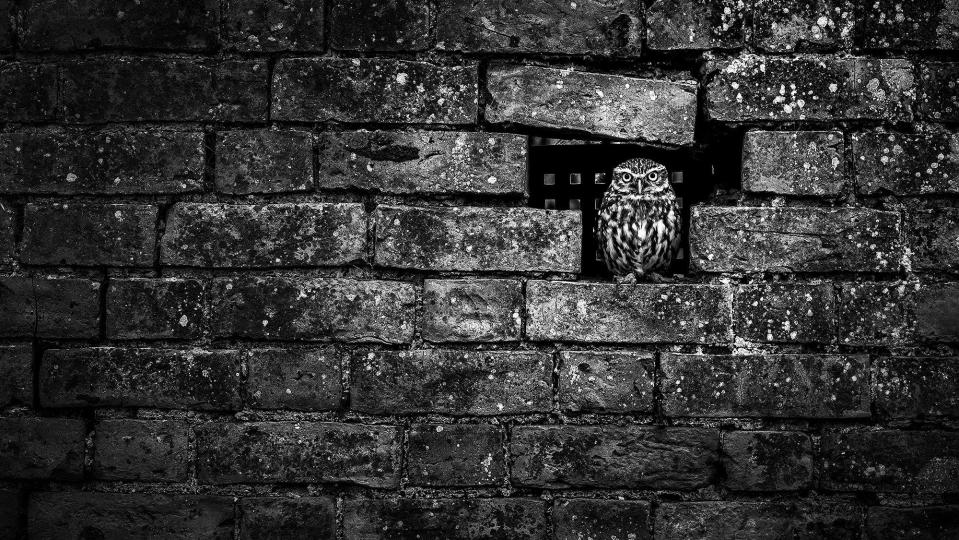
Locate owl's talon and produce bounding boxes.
[646,272,671,283]
[615,273,638,284]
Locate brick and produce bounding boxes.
[820,430,959,493]
[646,0,747,50]
[0,202,12,263]
[239,497,336,540]
[375,205,580,273]
[422,279,523,342]
[211,276,415,343]
[0,417,85,480]
[0,128,205,194]
[40,347,244,410]
[752,0,853,52]
[690,206,904,273]
[29,492,234,539]
[196,421,400,488]
[742,131,846,195]
[865,506,959,540]
[0,0,10,50]
[487,64,697,145]
[106,278,205,340]
[526,281,731,344]
[657,501,862,540]
[916,283,959,342]
[18,0,217,51]
[918,62,959,121]
[735,283,835,343]
[873,357,959,418]
[215,130,313,195]
[407,424,506,487]
[557,351,655,413]
[723,431,813,491]
[59,58,269,123]
[851,0,959,50]
[343,498,547,540]
[0,277,101,338]
[351,350,552,415]
[246,348,341,411]
[853,132,959,195]
[661,353,870,418]
[222,0,324,52]
[553,499,650,540]
[0,62,57,121]
[273,58,477,123]
[0,491,20,540]
[330,0,430,51]
[910,208,959,271]
[436,0,641,55]
[706,55,915,122]
[21,203,157,266]
[0,345,32,406]
[836,282,912,346]
[161,203,366,267]
[315,130,528,196]
[510,426,718,489]
[92,419,190,482]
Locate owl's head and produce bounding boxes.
[609,158,671,196]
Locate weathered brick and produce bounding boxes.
[92,419,190,482]
[487,64,697,145]
[40,347,244,410]
[723,431,814,491]
[407,423,506,487]
[510,426,719,489]
[915,283,959,342]
[343,498,547,540]
[690,206,904,273]
[18,0,218,51]
[29,492,234,539]
[661,353,870,418]
[351,350,552,415]
[752,0,853,52]
[422,279,523,342]
[657,501,862,539]
[0,277,101,338]
[59,58,269,123]
[735,283,836,343]
[246,348,341,411]
[918,62,959,121]
[0,202,13,263]
[706,55,915,122]
[646,0,747,50]
[742,131,846,195]
[196,421,400,488]
[216,130,313,195]
[330,0,430,51]
[0,491,20,540]
[210,276,415,343]
[106,278,205,340]
[0,128,204,194]
[161,203,367,267]
[239,497,336,540]
[557,351,655,413]
[873,357,959,418]
[526,281,731,344]
[0,345,32,406]
[865,506,959,540]
[272,58,478,123]
[553,499,650,540]
[853,132,959,195]
[910,208,959,271]
[21,203,157,266]
[820,430,959,493]
[852,0,959,50]
[315,131,528,196]
[836,282,913,346]
[0,417,85,480]
[375,205,580,273]
[222,0,324,52]
[0,62,57,122]
[436,0,641,55]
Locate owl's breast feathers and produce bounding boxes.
[595,191,681,276]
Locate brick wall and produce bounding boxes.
[1,1,958,538]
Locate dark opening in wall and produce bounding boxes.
[528,138,714,277]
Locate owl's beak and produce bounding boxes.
[636,178,643,192]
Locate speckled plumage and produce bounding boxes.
[595,157,681,279]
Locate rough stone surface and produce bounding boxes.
[0,62,57,122]
[734,283,836,343]
[422,279,523,342]
[657,501,862,540]
[852,1,959,50]
[910,208,959,271]
[752,0,853,52]
[661,353,870,418]
[742,131,846,195]
[873,357,959,418]
[161,203,367,267]
[315,131,528,196]
[273,58,478,123]
[487,64,697,144]
[0,345,32,406]
[557,351,655,412]
[92,419,190,482]
[246,348,342,411]
[239,497,336,540]
[526,281,731,344]
[106,278,206,340]
[690,206,904,273]
[918,62,959,121]
[723,431,814,491]
[0,202,13,263]
[646,0,747,50]
[407,423,506,486]
[210,276,416,343]
[553,499,651,540]
[510,426,719,489]
[330,0,430,51]
[196,421,400,488]
[222,0,324,52]
[865,506,959,540]
[0,417,85,480]
[375,205,581,272]
[0,277,101,338]
[853,132,959,195]
[836,282,913,346]
[915,283,959,341]
[351,350,552,415]
[215,130,313,194]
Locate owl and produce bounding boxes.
[595,157,681,282]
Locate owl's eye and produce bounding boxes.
[647,171,660,182]
[621,172,632,182]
